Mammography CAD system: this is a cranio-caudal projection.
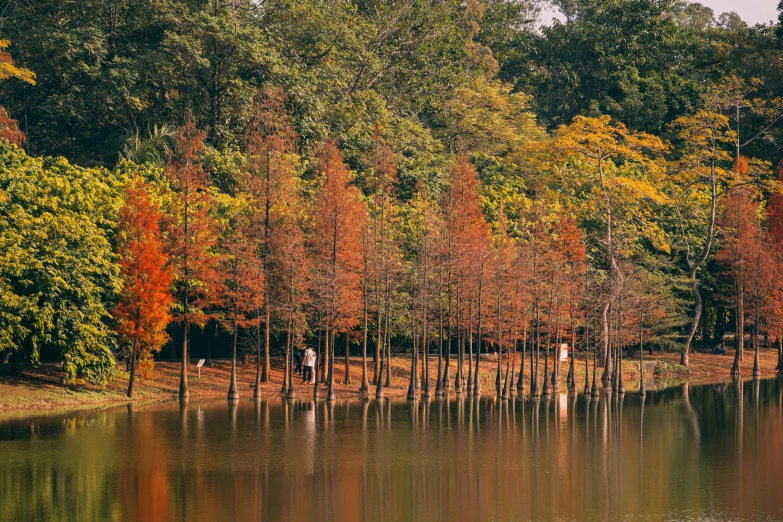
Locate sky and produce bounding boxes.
[540,0,779,26]
[698,0,779,26]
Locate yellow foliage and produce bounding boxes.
[441,78,544,156]
[0,40,36,85]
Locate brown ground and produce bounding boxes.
[0,347,779,414]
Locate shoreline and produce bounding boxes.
[1,349,779,416]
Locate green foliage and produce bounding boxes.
[505,0,715,133]
[654,359,689,378]
[0,141,123,384]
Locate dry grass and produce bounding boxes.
[0,346,778,414]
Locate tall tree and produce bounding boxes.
[242,88,300,391]
[166,118,220,399]
[365,138,401,389]
[313,140,367,401]
[670,96,736,366]
[114,181,173,398]
[0,142,122,384]
[717,183,762,379]
[547,115,667,383]
[216,199,264,400]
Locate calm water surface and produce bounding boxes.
[3,379,783,522]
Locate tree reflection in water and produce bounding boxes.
[4,380,783,521]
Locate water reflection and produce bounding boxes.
[4,381,783,521]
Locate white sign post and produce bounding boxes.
[196,359,206,379]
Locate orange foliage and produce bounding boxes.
[0,107,24,147]
[114,182,173,378]
[166,117,220,329]
[313,140,367,333]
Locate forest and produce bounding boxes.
[1,0,783,399]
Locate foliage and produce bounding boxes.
[0,141,122,384]
[1,0,783,387]
[114,181,173,380]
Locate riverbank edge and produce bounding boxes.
[1,349,779,416]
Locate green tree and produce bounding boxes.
[0,142,123,384]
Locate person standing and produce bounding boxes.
[294,347,304,375]
[302,346,316,384]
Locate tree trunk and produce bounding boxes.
[517,324,527,392]
[228,318,239,400]
[327,327,336,401]
[262,309,271,382]
[407,330,418,400]
[752,324,761,378]
[344,333,352,384]
[282,329,290,394]
[127,341,137,399]
[732,280,744,379]
[254,310,263,397]
[179,320,189,399]
[467,299,474,391]
[321,330,329,384]
[473,260,484,396]
[286,321,296,399]
[360,288,370,394]
[777,330,783,372]
[683,172,717,367]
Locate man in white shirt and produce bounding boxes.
[302,346,316,384]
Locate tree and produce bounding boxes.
[717,183,763,378]
[312,140,367,401]
[670,97,737,366]
[242,88,301,392]
[166,118,220,399]
[0,107,25,148]
[438,155,490,397]
[216,198,264,400]
[547,115,667,383]
[114,181,173,398]
[765,161,783,369]
[0,39,35,147]
[0,39,35,85]
[0,141,123,384]
[365,138,402,390]
[505,0,711,133]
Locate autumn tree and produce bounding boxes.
[717,183,763,379]
[0,40,35,146]
[670,94,738,366]
[242,88,300,392]
[272,175,310,398]
[166,118,220,399]
[114,181,173,398]
[0,40,34,85]
[313,140,367,401]
[365,138,403,392]
[553,217,586,393]
[216,198,264,400]
[546,115,668,384]
[765,161,783,369]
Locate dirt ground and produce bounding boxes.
[0,347,779,414]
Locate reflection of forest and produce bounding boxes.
[2,378,783,521]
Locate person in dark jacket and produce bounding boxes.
[294,347,304,375]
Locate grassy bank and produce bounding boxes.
[1,347,779,414]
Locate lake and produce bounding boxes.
[2,378,783,522]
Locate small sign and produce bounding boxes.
[196,359,205,378]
